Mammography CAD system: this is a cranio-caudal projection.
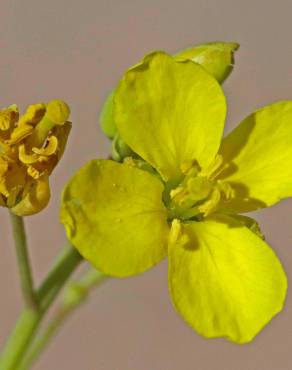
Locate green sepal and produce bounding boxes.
[99,90,116,139]
[228,214,265,239]
[111,133,136,162]
[175,42,239,83]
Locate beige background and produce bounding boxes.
[1,0,292,369]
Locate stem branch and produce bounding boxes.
[0,245,82,370]
[19,269,108,370]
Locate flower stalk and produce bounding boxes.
[9,211,37,310]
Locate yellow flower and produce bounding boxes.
[61,50,291,343]
[0,99,71,216]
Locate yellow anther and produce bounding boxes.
[169,219,190,247]
[32,136,58,156]
[28,100,70,148]
[27,166,41,179]
[37,155,50,163]
[169,158,235,220]
[211,154,223,172]
[180,160,200,176]
[169,219,182,245]
[198,187,221,216]
[18,144,38,164]
[9,122,34,144]
[0,111,13,131]
[170,186,184,200]
[0,105,19,131]
[10,104,46,144]
[18,104,46,126]
[217,180,235,200]
[200,154,224,178]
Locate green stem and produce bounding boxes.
[18,309,68,370]
[9,211,37,309]
[37,246,83,312]
[0,246,83,370]
[18,269,108,370]
[0,310,40,370]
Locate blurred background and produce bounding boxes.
[1,0,292,369]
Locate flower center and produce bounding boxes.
[166,156,234,221]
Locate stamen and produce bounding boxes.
[0,106,19,137]
[27,166,41,179]
[9,122,34,144]
[27,100,70,148]
[32,136,58,156]
[200,154,224,179]
[180,159,200,176]
[168,158,235,220]
[169,219,190,247]
[19,144,38,164]
[198,187,221,216]
[18,104,46,126]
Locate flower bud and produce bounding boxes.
[0,100,71,216]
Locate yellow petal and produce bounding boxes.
[168,215,287,343]
[61,159,169,277]
[11,175,50,216]
[114,51,226,181]
[100,43,237,140]
[218,101,292,212]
